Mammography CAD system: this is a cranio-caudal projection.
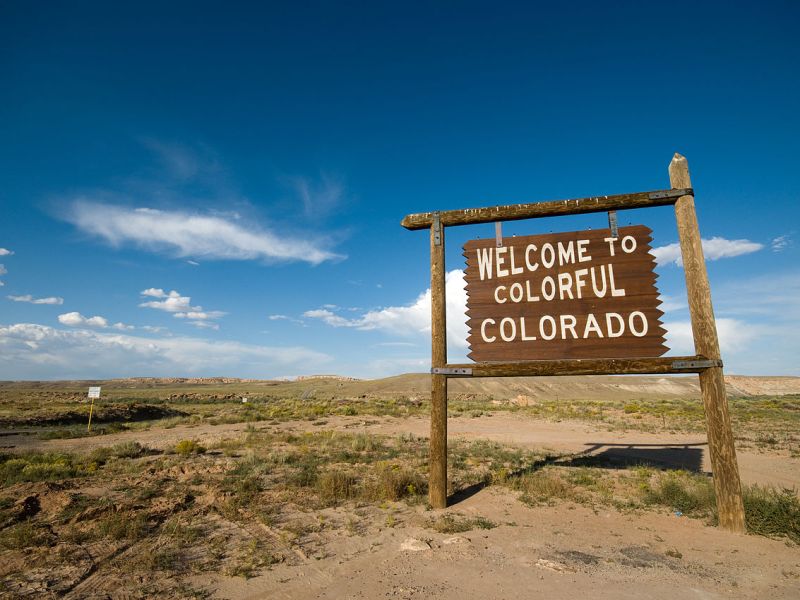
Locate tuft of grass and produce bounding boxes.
[511,469,578,505]
[427,513,497,533]
[364,462,426,502]
[315,470,359,504]
[174,439,206,455]
[0,521,55,549]
[96,510,150,541]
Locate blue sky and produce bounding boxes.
[1,1,798,379]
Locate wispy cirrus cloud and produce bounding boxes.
[64,201,343,266]
[8,294,64,305]
[288,173,344,219]
[771,234,792,252]
[653,236,763,266]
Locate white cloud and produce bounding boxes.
[0,249,12,256]
[65,201,343,265]
[304,269,469,350]
[0,323,331,379]
[139,289,196,313]
[188,320,219,330]
[663,318,760,356]
[0,265,6,275]
[771,235,791,252]
[653,237,763,266]
[174,310,227,320]
[58,312,109,328]
[141,288,167,298]
[142,325,167,333]
[112,322,135,331]
[8,295,64,305]
[139,289,226,328]
[268,314,306,326]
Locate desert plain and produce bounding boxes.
[1,373,799,599]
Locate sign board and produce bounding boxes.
[87,386,101,399]
[464,225,667,361]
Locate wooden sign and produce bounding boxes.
[464,225,667,361]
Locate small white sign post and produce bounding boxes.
[87,387,101,431]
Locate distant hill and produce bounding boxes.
[3,373,797,401]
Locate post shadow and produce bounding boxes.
[446,442,708,507]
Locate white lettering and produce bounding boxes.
[540,315,557,340]
[558,272,574,300]
[496,247,509,277]
[608,264,626,297]
[481,319,496,343]
[509,247,524,275]
[629,311,648,337]
[509,282,524,303]
[560,314,578,339]
[524,244,539,271]
[606,313,625,338]
[477,248,493,281]
[500,317,516,342]
[541,243,555,268]
[577,239,592,263]
[621,235,636,254]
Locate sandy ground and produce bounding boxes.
[5,413,799,490]
[205,486,800,600]
[4,414,800,599]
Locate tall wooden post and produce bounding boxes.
[430,214,448,508]
[669,153,746,533]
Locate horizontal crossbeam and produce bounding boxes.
[401,188,693,230]
[437,355,721,377]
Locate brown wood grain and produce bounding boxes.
[670,153,745,533]
[464,225,667,361]
[401,188,693,230]
[429,221,448,509]
[444,355,717,377]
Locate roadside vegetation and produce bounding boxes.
[0,380,798,596]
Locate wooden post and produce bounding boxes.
[429,215,448,508]
[669,153,745,533]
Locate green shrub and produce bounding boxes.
[0,452,85,485]
[174,440,206,455]
[642,472,715,515]
[743,485,800,543]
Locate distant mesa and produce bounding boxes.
[295,375,361,382]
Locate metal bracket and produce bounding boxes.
[433,212,442,246]
[671,359,722,370]
[607,210,618,238]
[650,188,693,199]
[431,367,473,376]
[495,222,503,247]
